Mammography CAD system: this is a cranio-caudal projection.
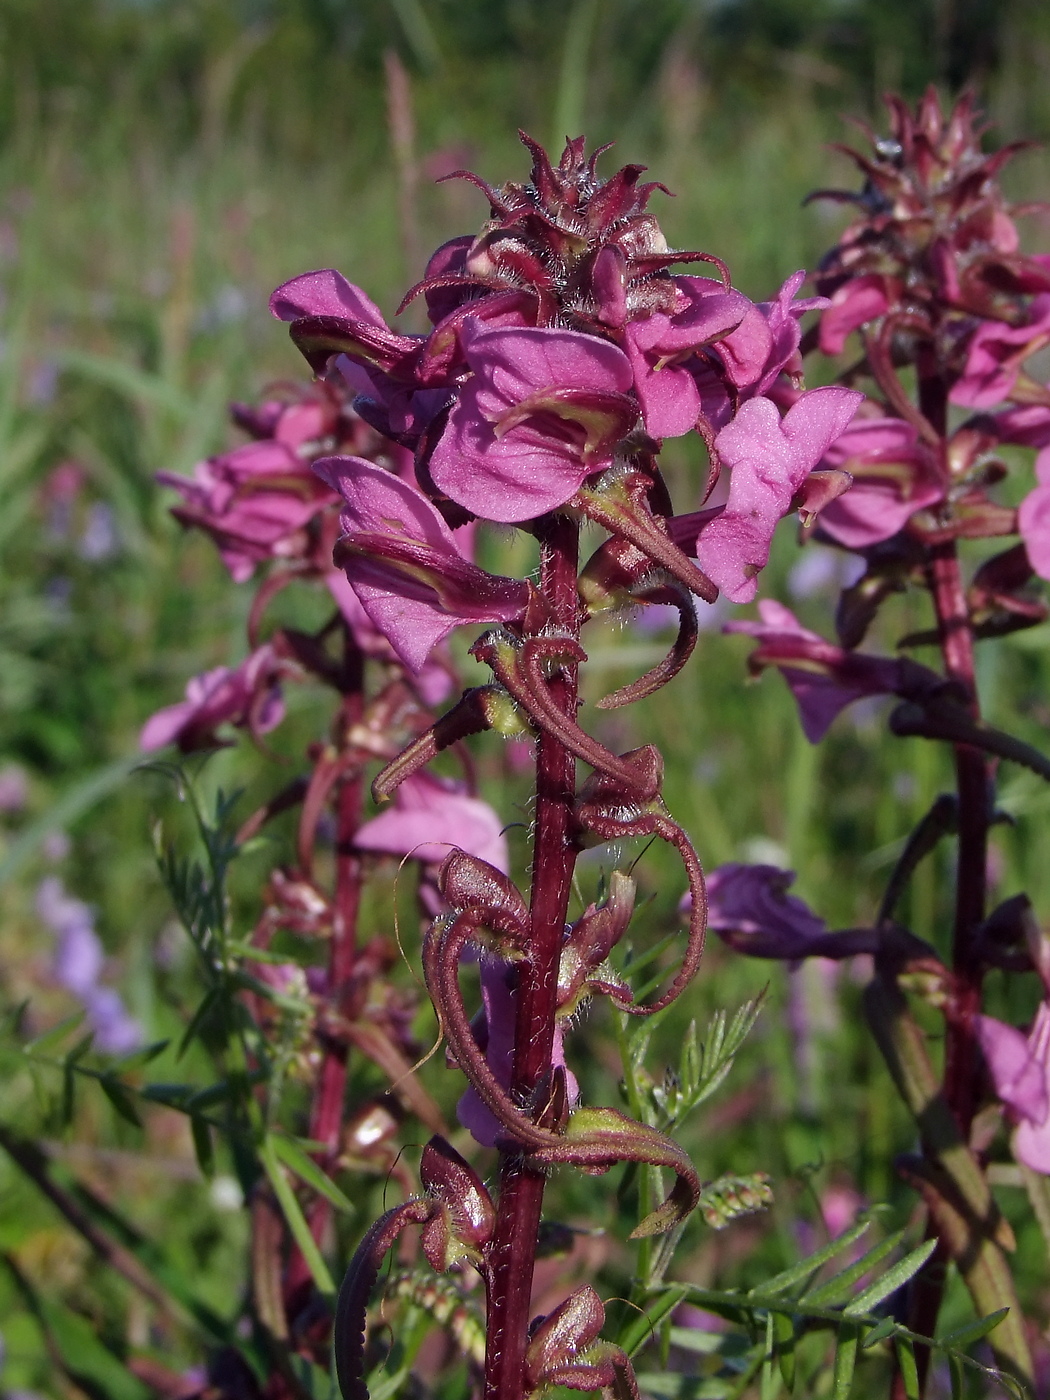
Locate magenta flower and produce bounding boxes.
[975,1002,1050,1173]
[818,274,898,356]
[950,296,1050,409]
[159,397,339,582]
[269,268,420,372]
[623,276,751,438]
[1019,470,1050,580]
[694,387,862,603]
[717,271,828,395]
[140,645,287,752]
[816,416,945,548]
[316,456,531,672]
[427,321,638,521]
[353,772,509,874]
[724,600,936,742]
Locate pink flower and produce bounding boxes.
[818,274,897,356]
[353,772,509,874]
[624,276,751,438]
[950,297,1050,408]
[976,1003,1050,1173]
[159,397,340,581]
[316,456,531,672]
[140,645,287,752]
[694,388,862,603]
[1019,473,1050,580]
[724,600,937,742]
[816,417,945,548]
[427,321,638,521]
[717,271,828,395]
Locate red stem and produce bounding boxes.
[896,540,989,1399]
[285,645,365,1307]
[482,514,581,1400]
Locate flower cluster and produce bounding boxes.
[256,133,865,1400]
[705,90,1050,1388]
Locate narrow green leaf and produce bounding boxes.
[895,1336,921,1400]
[0,754,145,886]
[802,1229,905,1307]
[937,1307,1009,1351]
[191,1115,215,1178]
[772,1310,795,1391]
[948,1353,965,1400]
[861,1316,897,1349]
[843,1239,937,1316]
[760,1311,778,1400]
[832,1322,860,1400]
[618,1284,688,1356]
[140,1081,195,1107]
[270,1134,355,1216]
[112,1039,170,1069]
[260,1134,336,1298]
[25,1013,86,1057]
[751,1219,873,1299]
[99,1075,143,1128]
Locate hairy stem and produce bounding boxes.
[483,513,581,1400]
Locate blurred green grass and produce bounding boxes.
[2,1,1050,1392]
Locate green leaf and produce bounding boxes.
[270,1134,355,1216]
[191,1115,215,1178]
[772,1310,795,1391]
[843,1239,937,1316]
[895,1335,921,1400]
[861,1316,897,1349]
[0,754,145,886]
[618,1284,689,1356]
[99,1075,144,1128]
[52,346,196,417]
[802,1229,905,1307]
[832,1323,860,1400]
[751,1219,873,1299]
[937,1307,1010,1351]
[260,1134,336,1299]
[25,1012,86,1057]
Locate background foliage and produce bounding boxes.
[2,1,1050,1393]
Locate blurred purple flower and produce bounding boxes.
[0,764,28,812]
[950,294,1050,408]
[37,876,142,1054]
[816,416,945,549]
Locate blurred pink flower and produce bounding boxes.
[975,1002,1050,1173]
[353,772,509,874]
[140,645,287,752]
[816,417,945,548]
[159,397,339,582]
[428,321,638,521]
[950,296,1050,408]
[818,274,898,356]
[694,388,862,603]
[0,764,27,812]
